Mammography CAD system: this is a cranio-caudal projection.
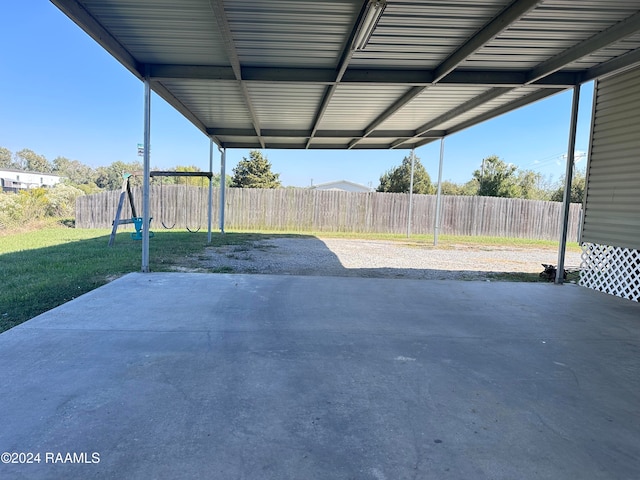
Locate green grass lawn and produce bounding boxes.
[0,222,579,333]
[0,224,262,333]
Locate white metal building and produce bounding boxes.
[310,180,373,193]
[0,168,62,192]
[51,0,640,300]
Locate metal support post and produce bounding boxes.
[141,70,151,273]
[219,147,226,233]
[556,85,581,284]
[434,138,445,245]
[207,139,213,243]
[407,149,415,238]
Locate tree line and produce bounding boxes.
[224,149,585,204]
[207,149,586,204]
[0,146,236,229]
[377,153,586,203]
[1,145,584,202]
[0,146,233,193]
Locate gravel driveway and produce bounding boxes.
[199,237,582,281]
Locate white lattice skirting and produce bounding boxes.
[580,243,640,302]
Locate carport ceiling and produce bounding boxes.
[52,0,640,150]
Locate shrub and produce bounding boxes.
[0,193,21,229]
[16,188,50,220]
[46,184,85,217]
[0,184,84,230]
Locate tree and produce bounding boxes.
[550,167,586,204]
[459,179,480,196]
[0,147,13,168]
[377,153,433,194]
[16,149,52,173]
[473,155,519,197]
[212,173,232,188]
[52,156,97,187]
[95,161,143,190]
[231,150,281,188]
[516,169,553,200]
[174,165,206,186]
[439,180,462,195]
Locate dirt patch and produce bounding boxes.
[192,237,582,281]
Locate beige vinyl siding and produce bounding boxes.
[582,66,640,250]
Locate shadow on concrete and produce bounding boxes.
[1,272,639,479]
[1,230,569,334]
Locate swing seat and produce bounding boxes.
[130,216,154,240]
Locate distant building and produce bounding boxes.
[0,169,62,193]
[309,180,373,193]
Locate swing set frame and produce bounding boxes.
[108,170,214,246]
[151,171,213,233]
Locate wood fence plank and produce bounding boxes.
[76,188,583,241]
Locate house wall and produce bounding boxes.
[0,169,61,191]
[580,66,640,302]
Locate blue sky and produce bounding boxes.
[1,1,593,188]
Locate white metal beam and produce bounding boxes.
[142,72,151,273]
[208,139,213,244]
[434,138,445,246]
[219,147,226,234]
[555,85,581,284]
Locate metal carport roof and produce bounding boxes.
[51,0,640,151]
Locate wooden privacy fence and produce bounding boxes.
[76,186,583,241]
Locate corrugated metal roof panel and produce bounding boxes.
[159,80,252,129]
[318,85,413,130]
[565,32,640,70]
[216,135,260,145]
[377,85,492,131]
[83,0,229,65]
[463,0,640,69]
[305,137,352,149]
[263,138,310,149]
[353,137,402,149]
[350,0,510,69]
[225,0,360,67]
[247,84,326,130]
[54,0,640,150]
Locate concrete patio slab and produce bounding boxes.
[1,273,639,479]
